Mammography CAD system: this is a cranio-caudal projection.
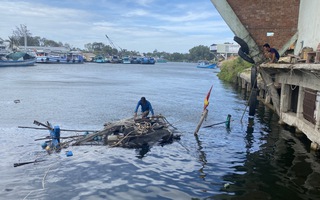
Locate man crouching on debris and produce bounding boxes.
[134,97,154,119]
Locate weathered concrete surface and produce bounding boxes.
[238,63,320,148]
[282,112,320,147]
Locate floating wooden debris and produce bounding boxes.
[72,115,179,148]
[15,116,179,167]
[21,115,179,150]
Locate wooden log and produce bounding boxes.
[34,135,82,141]
[194,109,208,135]
[71,124,123,146]
[14,159,45,167]
[33,120,53,130]
[71,130,105,146]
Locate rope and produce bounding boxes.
[42,162,56,189]
[22,156,60,199]
[162,116,177,129]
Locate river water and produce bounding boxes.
[0,62,319,200]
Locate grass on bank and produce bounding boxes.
[217,57,252,83]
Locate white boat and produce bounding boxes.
[37,52,84,64]
[122,56,131,64]
[0,44,11,56]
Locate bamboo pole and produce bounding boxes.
[34,135,83,141]
[14,159,45,167]
[194,109,208,135]
[18,126,98,133]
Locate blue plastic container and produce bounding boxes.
[66,151,73,157]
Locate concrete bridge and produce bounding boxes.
[210,0,320,150]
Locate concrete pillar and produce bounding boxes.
[260,69,280,116]
[247,81,251,91]
[311,142,319,151]
[296,86,305,119]
[279,83,290,124]
[315,91,320,131]
[241,79,246,89]
[280,83,290,113]
[265,91,271,104]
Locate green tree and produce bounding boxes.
[92,42,105,52]
[12,24,30,46]
[188,45,214,62]
[7,36,19,49]
[84,43,93,52]
[43,39,60,47]
[170,52,185,62]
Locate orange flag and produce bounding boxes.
[203,85,213,110]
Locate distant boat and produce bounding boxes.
[141,57,155,64]
[122,56,131,64]
[37,52,84,64]
[131,57,141,64]
[0,52,36,67]
[156,57,167,63]
[111,55,121,63]
[196,60,216,69]
[94,55,106,63]
[37,55,60,63]
[0,44,11,57]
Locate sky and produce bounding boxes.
[0,0,234,53]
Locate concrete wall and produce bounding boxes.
[216,44,239,54]
[226,0,299,51]
[294,0,320,54]
[210,0,300,61]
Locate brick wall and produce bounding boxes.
[227,0,300,52]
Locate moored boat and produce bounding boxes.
[94,55,106,63]
[111,55,121,63]
[0,52,36,67]
[122,56,131,64]
[156,58,167,63]
[196,60,216,69]
[36,51,84,64]
[141,57,155,64]
[0,43,11,57]
[131,57,141,64]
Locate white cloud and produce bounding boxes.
[133,0,155,7]
[0,0,233,53]
[124,9,150,17]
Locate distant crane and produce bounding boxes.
[105,34,123,52]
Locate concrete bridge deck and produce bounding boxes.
[238,63,320,150]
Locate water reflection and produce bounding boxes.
[135,144,151,159]
[2,63,320,199]
[245,118,254,153]
[218,102,320,200]
[194,134,207,180]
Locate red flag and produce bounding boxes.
[203,85,213,110]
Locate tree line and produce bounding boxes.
[0,25,215,62]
